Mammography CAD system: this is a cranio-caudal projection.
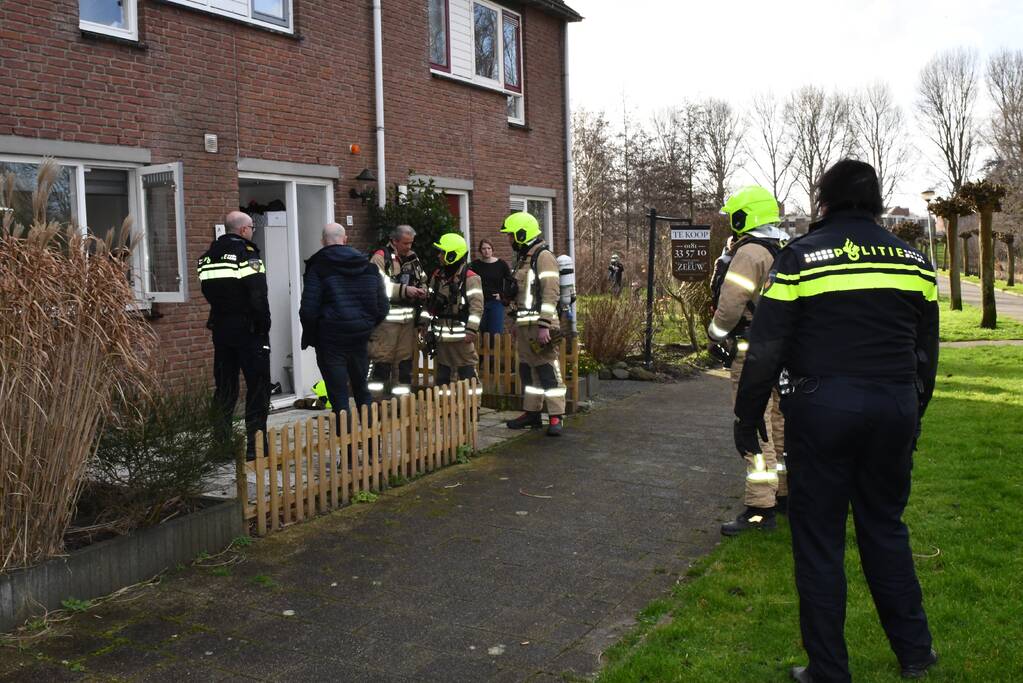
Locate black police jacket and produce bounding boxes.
[197,234,271,334]
[299,244,389,349]
[734,209,940,423]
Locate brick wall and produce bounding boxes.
[1,0,569,387]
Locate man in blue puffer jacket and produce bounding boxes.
[300,223,389,427]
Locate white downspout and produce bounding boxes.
[563,22,575,264]
[373,0,386,207]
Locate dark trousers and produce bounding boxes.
[436,364,477,386]
[783,377,932,683]
[316,343,371,432]
[213,328,271,457]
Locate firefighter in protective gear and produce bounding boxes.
[368,224,428,397]
[420,233,485,388]
[501,211,566,436]
[197,211,271,460]
[710,185,789,535]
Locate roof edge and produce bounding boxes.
[521,0,583,22]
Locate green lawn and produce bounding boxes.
[938,296,1023,341]
[598,346,1023,682]
[938,269,1023,296]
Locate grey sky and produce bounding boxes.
[567,0,1023,214]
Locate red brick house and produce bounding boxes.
[1,0,581,404]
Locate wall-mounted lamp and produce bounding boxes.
[349,168,377,203]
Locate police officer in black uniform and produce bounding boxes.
[734,160,940,683]
[197,210,271,460]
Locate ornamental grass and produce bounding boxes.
[0,160,156,572]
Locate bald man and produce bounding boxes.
[300,222,389,430]
[197,210,271,460]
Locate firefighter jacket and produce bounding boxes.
[707,226,786,342]
[734,209,940,423]
[419,265,485,341]
[371,246,427,325]
[197,233,270,334]
[510,240,560,330]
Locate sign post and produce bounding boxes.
[670,225,711,282]
[644,209,691,369]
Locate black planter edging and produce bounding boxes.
[0,497,243,633]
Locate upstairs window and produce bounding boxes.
[428,0,450,71]
[79,0,138,41]
[473,2,500,83]
[163,0,293,33]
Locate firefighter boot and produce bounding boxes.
[506,411,543,430]
[901,649,938,679]
[720,506,776,536]
[790,666,813,682]
[547,415,564,436]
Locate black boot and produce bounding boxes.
[901,649,938,679]
[506,411,542,429]
[721,506,776,536]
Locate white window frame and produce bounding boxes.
[164,0,294,34]
[138,162,189,304]
[453,0,523,123]
[442,189,471,245]
[79,0,138,41]
[0,154,188,306]
[510,195,552,245]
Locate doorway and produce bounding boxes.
[238,175,333,408]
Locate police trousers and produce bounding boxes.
[516,325,566,415]
[212,328,270,457]
[782,377,932,683]
[731,351,787,507]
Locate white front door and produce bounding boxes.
[239,174,334,408]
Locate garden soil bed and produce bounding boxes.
[0,496,242,633]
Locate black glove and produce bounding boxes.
[734,417,768,456]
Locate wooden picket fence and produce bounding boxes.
[239,379,480,536]
[411,333,581,413]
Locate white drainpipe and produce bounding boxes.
[563,22,575,263]
[373,0,386,207]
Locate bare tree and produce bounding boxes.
[649,103,703,220]
[986,48,1023,239]
[700,99,747,208]
[572,109,619,273]
[916,48,981,193]
[747,92,797,209]
[851,82,911,208]
[785,86,853,221]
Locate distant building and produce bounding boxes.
[780,213,811,236]
[880,208,928,231]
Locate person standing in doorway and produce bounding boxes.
[197,210,271,460]
[469,238,511,337]
[734,160,939,682]
[299,223,388,430]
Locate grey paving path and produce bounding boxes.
[0,375,743,682]
[938,274,1023,322]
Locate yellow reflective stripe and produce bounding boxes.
[764,272,937,302]
[545,387,567,397]
[467,314,481,324]
[724,270,757,292]
[524,386,545,395]
[238,264,265,278]
[380,269,394,298]
[198,268,241,281]
[465,287,483,297]
[540,303,558,315]
[707,321,730,340]
[774,261,935,282]
[539,271,559,280]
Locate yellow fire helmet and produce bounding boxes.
[721,185,780,234]
[433,232,468,265]
[501,211,541,246]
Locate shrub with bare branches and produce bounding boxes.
[0,160,156,572]
[579,295,645,365]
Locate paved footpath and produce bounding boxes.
[0,374,743,682]
[938,274,1023,322]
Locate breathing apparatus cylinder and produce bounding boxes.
[556,254,577,333]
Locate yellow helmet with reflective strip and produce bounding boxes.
[501,211,541,245]
[721,185,780,235]
[434,232,468,265]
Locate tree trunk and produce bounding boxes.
[979,210,997,328]
[1009,242,1015,287]
[947,216,962,310]
[961,236,970,277]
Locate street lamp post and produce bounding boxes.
[921,189,936,268]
